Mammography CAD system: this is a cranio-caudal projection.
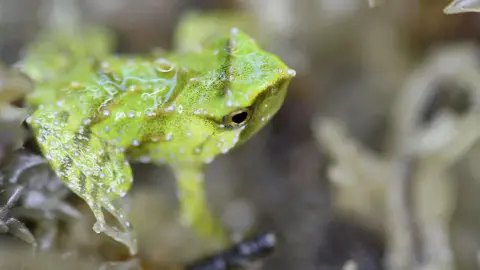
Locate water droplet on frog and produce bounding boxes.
[146,109,156,117]
[139,156,151,163]
[128,85,138,92]
[101,61,110,69]
[166,105,175,112]
[131,140,140,147]
[70,81,81,88]
[155,58,175,73]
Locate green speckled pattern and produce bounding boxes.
[20,26,296,255]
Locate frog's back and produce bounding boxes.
[18,27,116,109]
[29,53,189,131]
[21,26,225,142]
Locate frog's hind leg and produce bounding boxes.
[68,162,138,255]
[61,159,138,255]
[30,109,137,254]
[77,146,138,255]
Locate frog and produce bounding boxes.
[16,21,296,256]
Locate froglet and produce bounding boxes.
[17,24,296,255]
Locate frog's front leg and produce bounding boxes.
[29,108,138,255]
[172,164,229,248]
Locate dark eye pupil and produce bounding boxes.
[231,111,249,124]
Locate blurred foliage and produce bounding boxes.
[444,0,480,14]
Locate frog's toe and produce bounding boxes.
[103,201,137,255]
[93,220,106,234]
[91,211,137,255]
[102,223,138,255]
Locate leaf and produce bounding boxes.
[444,0,480,14]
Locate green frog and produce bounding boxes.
[16,18,295,256]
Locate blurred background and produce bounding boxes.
[2,0,480,269]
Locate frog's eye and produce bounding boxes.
[223,108,252,128]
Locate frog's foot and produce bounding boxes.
[88,200,138,255]
[178,201,229,246]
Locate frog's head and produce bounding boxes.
[177,28,296,163]
[215,29,296,146]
